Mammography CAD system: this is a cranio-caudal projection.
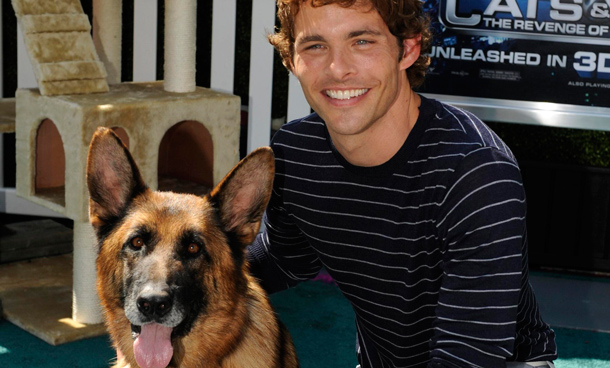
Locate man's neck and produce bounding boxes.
[330,91,420,167]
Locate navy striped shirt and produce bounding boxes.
[247,96,557,367]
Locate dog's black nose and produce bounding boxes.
[137,290,173,319]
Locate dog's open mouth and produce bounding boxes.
[131,323,174,368]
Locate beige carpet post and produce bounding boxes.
[164,0,197,93]
[72,221,102,324]
[93,0,122,84]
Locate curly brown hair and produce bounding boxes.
[268,0,432,88]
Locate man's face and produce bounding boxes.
[291,1,418,142]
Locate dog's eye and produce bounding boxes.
[130,237,145,250]
[187,242,200,255]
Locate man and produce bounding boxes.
[247,0,558,367]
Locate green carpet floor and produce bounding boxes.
[0,280,608,367]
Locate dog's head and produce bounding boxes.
[86,127,274,368]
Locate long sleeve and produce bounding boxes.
[428,147,526,367]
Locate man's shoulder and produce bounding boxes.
[272,113,328,146]
[423,97,485,139]
[420,97,515,160]
[280,113,324,132]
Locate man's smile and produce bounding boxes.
[325,88,369,100]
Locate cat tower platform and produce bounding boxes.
[16,81,240,220]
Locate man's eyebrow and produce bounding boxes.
[295,34,325,45]
[348,29,383,39]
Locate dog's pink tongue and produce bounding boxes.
[133,323,173,368]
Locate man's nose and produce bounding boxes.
[328,47,356,80]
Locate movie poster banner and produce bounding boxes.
[421,0,610,108]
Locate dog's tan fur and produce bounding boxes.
[87,127,298,368]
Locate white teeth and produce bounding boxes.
[325,89,368,100]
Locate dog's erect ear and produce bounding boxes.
[86,127,147,235]
[208,147,275,247]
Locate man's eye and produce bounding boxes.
[306,44,323,50]
[355,39,371,45]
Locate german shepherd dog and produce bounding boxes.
[86,127,298,368]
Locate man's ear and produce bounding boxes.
[288,58,296,74]
[208,147,275,247]
[399,35,422,70]
[86,127,147,235]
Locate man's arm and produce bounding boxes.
[429,147,525,367]
[247,160,323,294]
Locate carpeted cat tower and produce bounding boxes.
[12,0,240,326]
